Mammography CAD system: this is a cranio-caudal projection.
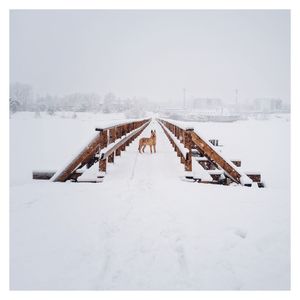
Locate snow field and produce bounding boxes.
[10,113,290,290]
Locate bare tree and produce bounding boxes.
[10,82,34,111]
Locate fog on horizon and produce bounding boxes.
[10,10,290,105]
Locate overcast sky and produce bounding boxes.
[10,10,290,104]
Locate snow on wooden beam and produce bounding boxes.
[191,158,213,181]
[50,132,104,182]
[158,121,189,158]
[196,156,241,168]
[50,118,151,182]
[158,119,194,172]
[209,139,219,146]
[158,118,253,186]
[246,173,261,182]
[100,123,150,161]
[190,131,247,184]
[231,160,241,167]
[158,117,194,131]
[95,118,151,132]
[33,170,84,181]
[98,121,150,172]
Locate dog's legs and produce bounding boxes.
[154,145,156,153]
[142,145,146,153]
[150,145,152,153]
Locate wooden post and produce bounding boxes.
[128,123,131,136]
[112,127,117,141]
[119,125,126,151]
[117,126,122,138]
[116,147,121,156]
[180,129,184,144]
[99,159,106,172]
[108,127,116,163]
[184,129,193,172]
[99,130,108,172]
[180,155,185,164]
[125,124,130,146]
[122,125,125,138]
[108,153,114,163]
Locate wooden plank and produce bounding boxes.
[231,160,241,167]
[99,129,108,172]
[209,139,219,146]
[246,173,261,182]
[33,170,56,180]
[184,129,193,171]
[99,159,107,172]
[191,132,242,183]
[33,170,83,180]
[51,133,103,182]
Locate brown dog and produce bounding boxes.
[138,130,156,153]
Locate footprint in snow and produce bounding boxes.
[234,228,248,239]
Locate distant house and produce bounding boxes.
[193,98,222,110]
[254,98,283,113]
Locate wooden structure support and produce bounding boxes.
[157,118,263,187]
[49,118,151,182]
[33,170,83,181]
[98,121,150,172]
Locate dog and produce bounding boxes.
[138,130,156,153]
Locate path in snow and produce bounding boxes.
[104,120,183,184]
[95,120,191,289]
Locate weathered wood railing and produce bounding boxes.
[157,119,193,172]
[40,118,151,182]
[157,118,263,187]
[96,120,150,172]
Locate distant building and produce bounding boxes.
[193,98,222,110]
[253,98,283,113]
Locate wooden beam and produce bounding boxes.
[99,130,108,172]
[231,160,241,167]
[157,118,260,187]
[246,173,261,182]
[51,118,150,182]
[51,133,102,182]
[184,129,193,172]
[33,170,83,181]
[191,131,242,183]
[95,118,151,132]
[100,121,150,160]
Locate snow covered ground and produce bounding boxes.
[10,112,290,290]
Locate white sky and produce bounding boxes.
[10,10,290,103]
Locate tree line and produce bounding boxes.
[9,82,157,118]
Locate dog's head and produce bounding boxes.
[151,130,156,137]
